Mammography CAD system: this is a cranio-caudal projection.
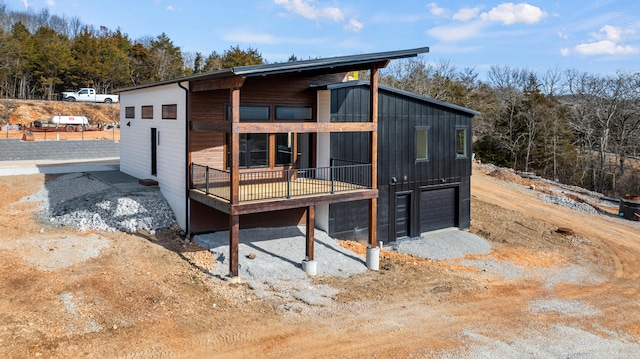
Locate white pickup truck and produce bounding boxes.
[61,88,119,103]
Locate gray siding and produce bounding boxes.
[329,84,474,242]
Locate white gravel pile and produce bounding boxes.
[24,172,178,233]
[538,193,599,214]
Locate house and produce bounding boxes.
[116,47,478,278]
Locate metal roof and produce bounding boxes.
[115,47,429,93]
[317,80,480,116]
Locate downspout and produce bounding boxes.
[178,81,190,238]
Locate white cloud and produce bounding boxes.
[574,40,638,55]
[480,3,546,25]
[345,18,363,32]
[595,25,624,42]
[428,2,447,17]
[560,48,570,56]
[453,7,480,21]
[558,31,569,40]
[46,0,55,5]
[21,0,29,8]
[274,0,344,22]
[167,5,175,11]
[572,25,638,56]
[427,21,486,42]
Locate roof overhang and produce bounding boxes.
[316,80,481,116]
[115,47,429,93]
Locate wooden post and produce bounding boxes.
[229,87,241,277]
[229,214,239,277]
[369,67,379,248]
[306,206,315,261]
[230,87,240,205]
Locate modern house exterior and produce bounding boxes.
[116,47,478,277]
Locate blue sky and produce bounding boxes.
[11,0,640,78]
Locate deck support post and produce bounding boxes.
[229,87,241,278]
[229,214,239,277]
[366,66,380,271]
[302,205,317,275]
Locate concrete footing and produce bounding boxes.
[366,246,380,270]
[302,259,317,276]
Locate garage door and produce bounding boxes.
[420,188,457,232]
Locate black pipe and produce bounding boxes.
[178,81,190,238]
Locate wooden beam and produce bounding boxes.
[230,189,378,215]
[230,88,240,205]
[370,66,379,190]
[191,76,245,92]
[306,206,315,261]
[369,66,379,249]
[189,189,232,214]
[229,214,239,277]
[233,121,376,134]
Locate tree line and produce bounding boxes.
[0,2,263,100]
[379,58,640,197]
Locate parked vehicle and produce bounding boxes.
[60,88,119,103]
[50,115,89,132]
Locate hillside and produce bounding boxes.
[0,99,119,127]
[0,162,639,357]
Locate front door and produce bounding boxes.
[395,193,411,239]
[151,128,157,176]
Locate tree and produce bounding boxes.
[221,45,263,68]
[203,51,222,71]
[30,25,72,99]
[149,32,184,81]
[128,42,153,85]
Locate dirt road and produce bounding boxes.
[1,165,639,358]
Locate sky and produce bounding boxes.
[10,0,640,78]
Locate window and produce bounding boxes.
[276,106,313,121]
[226,105,270,121]
[456,128,467,157]
[227,133,269,168]
[141,105,153,119]
[416,127,429,161]
[162,104,177,119]
[125,106,135,119]
[275,133,294,166]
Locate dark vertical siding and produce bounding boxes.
[328,84,474,241]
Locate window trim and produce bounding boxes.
[415,126,430,162]
[226,133,270,169]
[275,106,314,121]
[124,106,135,119]
[225,104,270,121]
[141,105,154,119]
[455,127,468,158]
[162,104,177,120]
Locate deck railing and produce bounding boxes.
[190,159,372,202]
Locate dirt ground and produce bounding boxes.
[2,128,120,142]
[1,164,639,358]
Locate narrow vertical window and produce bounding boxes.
[416,127,429,161]
[456,128,467,157]
[275,133,294,166]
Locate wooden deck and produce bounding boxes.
[190,177,377,215]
